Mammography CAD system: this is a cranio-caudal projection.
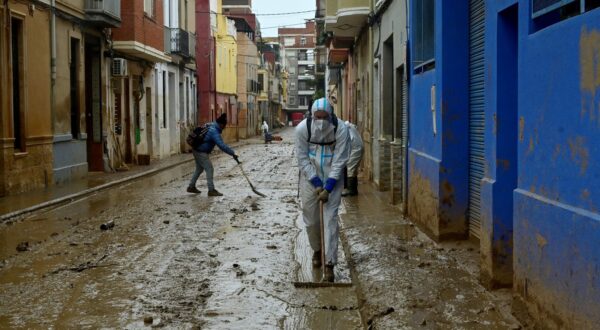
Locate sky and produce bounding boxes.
[251,0,316,37]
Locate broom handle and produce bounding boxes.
[320,201,326,277]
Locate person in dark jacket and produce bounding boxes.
[187,113,239,196]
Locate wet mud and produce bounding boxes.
[339,185,525,329]
[0,129,527,329]
[0,131,361,329]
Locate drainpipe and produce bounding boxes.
[213,35,217,120]
[50,0,57,134]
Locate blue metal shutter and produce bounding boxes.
[468,0,485,239]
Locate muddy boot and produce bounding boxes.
[312,250,322,268]
[349,177,358,196]
[342,177,358,197]
[187,186,201,194]
[208,189,223,197]
[323,264,335,282]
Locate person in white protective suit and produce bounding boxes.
[342,121,364,196]
[261,121,270,143]
[295,98,350,282]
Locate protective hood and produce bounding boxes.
[309,98,336,142]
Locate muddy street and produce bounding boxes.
[0,128,522,329]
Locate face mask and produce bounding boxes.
[314,119,328,131]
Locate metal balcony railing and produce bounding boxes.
[165,28,196,59]
[84,0,121,22]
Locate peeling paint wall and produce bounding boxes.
[512,4,600,327]
[408,0,469,240]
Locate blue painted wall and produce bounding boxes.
[407,0,600,325]
[512,3,600,326]
[480,0,520,288]
[408,0,469,238]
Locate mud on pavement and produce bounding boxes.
[0,128,528,329]
[0,131,361,329]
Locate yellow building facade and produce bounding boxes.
[215,0,237,96]
[0,1,53,196]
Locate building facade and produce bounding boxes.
[215,0,238,143]
[229,16,259,139]
[319,0,600,327]
[279,22,316,121]
[405,0,600,327]
[0,1,55,195]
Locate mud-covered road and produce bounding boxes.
[0,128,524,329]
[0,130,361,329]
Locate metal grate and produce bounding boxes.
[468,0,485,239]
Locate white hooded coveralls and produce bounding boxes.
[345,121,364,177]
[295,99,350,265]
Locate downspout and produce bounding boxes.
[212,35,217,121]
[50,0,57,134]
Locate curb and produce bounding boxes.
[0,157,194,223]
[0,139,255,223]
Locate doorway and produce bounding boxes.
[124,77,133,163]
[85,38,104,171]
[494,2,519,282]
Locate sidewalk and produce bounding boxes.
[0,137,258,222]
[339,180,523,329]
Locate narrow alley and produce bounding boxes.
[0,129,522,329]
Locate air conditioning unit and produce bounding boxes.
[112,58,128,77]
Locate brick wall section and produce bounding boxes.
[112,0,164,52]
[390,142,403,205]
[378,141,391,191]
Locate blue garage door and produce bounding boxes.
[468,0,485,239]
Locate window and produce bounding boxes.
[284,37,295,46]
[300,37,306,46]
[289,81,296,89]
[288,96,296,105]
[11,17,25,152]
[144,0,154,17]
[299,96,307,106]
[258,73,264,91]
[413,0,435,72]
[298,81,307,90]
[531,0,600,32]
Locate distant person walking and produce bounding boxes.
[187,113,239,196]
[262,121,270,143]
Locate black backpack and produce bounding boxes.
[186,124,211,149]
[306,113,338,145]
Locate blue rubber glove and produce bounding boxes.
[324,178,337,192]
[310,176,323,188]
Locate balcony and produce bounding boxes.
[165,28,196,59]
[84,0,121,28]
[325,0,369,38]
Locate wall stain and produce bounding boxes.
[580,27,600,124]
[567,136,589,175]
[497,159,510,171]
[519,117,525,142]
[535,233,547,249]
[441,180,455,208]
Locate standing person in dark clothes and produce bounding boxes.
[187,114,239,196]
